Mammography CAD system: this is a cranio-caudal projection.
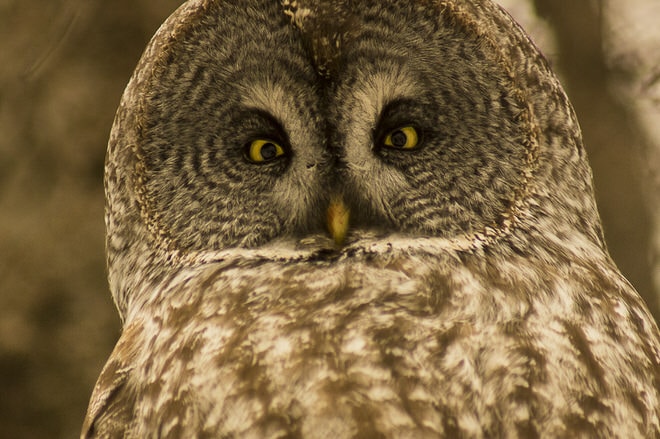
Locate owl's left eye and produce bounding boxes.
[383,126,420,150]
[245,139,286,163]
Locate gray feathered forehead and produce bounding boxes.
[281,0,355,77]
[278,0,497,79]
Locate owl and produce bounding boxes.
[82,0,660,437]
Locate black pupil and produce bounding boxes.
[390,130,408,148]
[260,142,278,160]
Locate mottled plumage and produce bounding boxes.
[83,0,660,437]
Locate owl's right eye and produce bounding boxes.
[245,139,286,163]
[383,126,420,150]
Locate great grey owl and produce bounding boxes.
[82,0,660,437]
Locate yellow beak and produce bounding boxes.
[327,195,350,246]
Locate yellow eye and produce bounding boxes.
[383,126,419,149]
[246,139,286,163]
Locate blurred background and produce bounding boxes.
[0,0,658,437]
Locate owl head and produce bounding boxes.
[106,0,603,318]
